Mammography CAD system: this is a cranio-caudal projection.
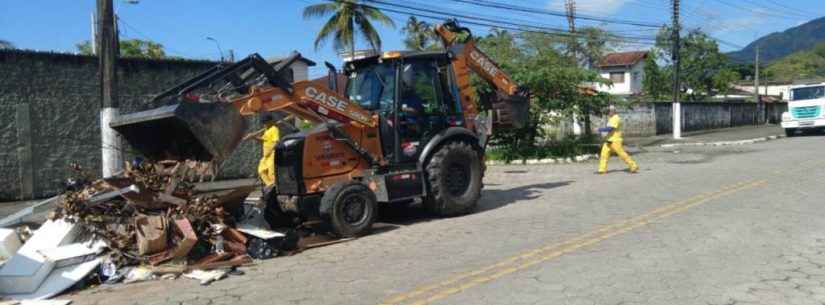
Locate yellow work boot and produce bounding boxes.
[629,165,639,173]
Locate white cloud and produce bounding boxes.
[685,6,770,35]
[546,0,634,16]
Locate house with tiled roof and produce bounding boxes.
[594,51,648,96]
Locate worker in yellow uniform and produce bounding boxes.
[595,105,639,174]
[244,114,280,186]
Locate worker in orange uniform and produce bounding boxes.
[244,114,281,186]
[595,105,639,174]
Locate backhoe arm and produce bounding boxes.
[435,20,521,96]
[434,19,529,130]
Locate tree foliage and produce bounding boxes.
[401,17,439,51]
[76,39,166,59]
[473,30,610,159]
[642,52,670,100]
[764,43,825,82]
[649,26,739,100]
[576,27,618,69]
[303,0,395,56]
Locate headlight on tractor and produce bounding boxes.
[782,112,792,121]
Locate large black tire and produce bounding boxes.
[321,181,377,237]
[785,128,796,137]
[424,141,483,216]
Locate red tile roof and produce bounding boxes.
[599,51,648,68]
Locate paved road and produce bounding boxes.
[71,134,825,305]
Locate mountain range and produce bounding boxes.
[727,16,825,64]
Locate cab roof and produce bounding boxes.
[345,50,450,71]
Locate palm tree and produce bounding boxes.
[0,40,14,49]
[402,16,433,51]
[303,0,395,58]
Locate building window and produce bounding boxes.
[610,72,625,84]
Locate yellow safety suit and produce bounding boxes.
[598,114,638,174]
[257,124,279,186]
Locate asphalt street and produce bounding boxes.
[71,134,825,305]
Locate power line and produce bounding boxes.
[116,16,192,58]
[709,0,810,20]
[443,0,664,28]
[360,0,658,42]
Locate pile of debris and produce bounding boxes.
[0,160,301,301]
[54,160,262,269]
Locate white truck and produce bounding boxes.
[782,83,825,137]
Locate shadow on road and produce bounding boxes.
[375,181,573,229]
[476,181,573,213]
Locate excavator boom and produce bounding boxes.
[111,52,376,162]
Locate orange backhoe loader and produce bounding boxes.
[111,20,529,237]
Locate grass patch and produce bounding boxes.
[486,136,601,163]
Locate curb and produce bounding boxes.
[485,134,786,166]
[658,134,785,148]
[485,154,599,166]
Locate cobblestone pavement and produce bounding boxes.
[68,135,825,305]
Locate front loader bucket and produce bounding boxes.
[491,93,529,129]
[111,102,247,162]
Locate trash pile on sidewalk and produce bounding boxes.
[0,160,312,301]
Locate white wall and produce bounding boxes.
[596,67,631,95]
[290,61,309,81]
[594,62,645,95]
[735,84,792,100]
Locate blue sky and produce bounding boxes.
[1,0,823,79]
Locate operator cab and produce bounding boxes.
[344,51,464,164]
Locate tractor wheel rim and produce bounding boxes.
[446,161,471,196]
[342,194,368,225]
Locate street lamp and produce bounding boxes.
[206,37,225,62]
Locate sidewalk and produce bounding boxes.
[624,125,785,148]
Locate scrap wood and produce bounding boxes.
[148,218,197,266]
[222,240,246,256]
[193,252,232,266]
[150,255,252,274]
[194,255,252,271]
[134,215,168,256]
[222,228,247,245]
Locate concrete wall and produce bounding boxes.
[0,50,310,201]
[588,102,788,137]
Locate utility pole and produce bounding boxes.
[671,0,682,139]
[565,0,577,58]
[97,0,123,177]
[566,0,587,136]
[754,46,760,104]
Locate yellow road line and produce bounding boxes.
[381,179,767,305]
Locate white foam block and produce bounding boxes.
[0,219,79,294]
[6,259,100,301]
[0,229,21,259]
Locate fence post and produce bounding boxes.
[16,103,35,200]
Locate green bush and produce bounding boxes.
[486,135,601,163]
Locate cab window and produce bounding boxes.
[346,64,395,111]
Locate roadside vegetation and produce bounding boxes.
[764,42,825,83]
